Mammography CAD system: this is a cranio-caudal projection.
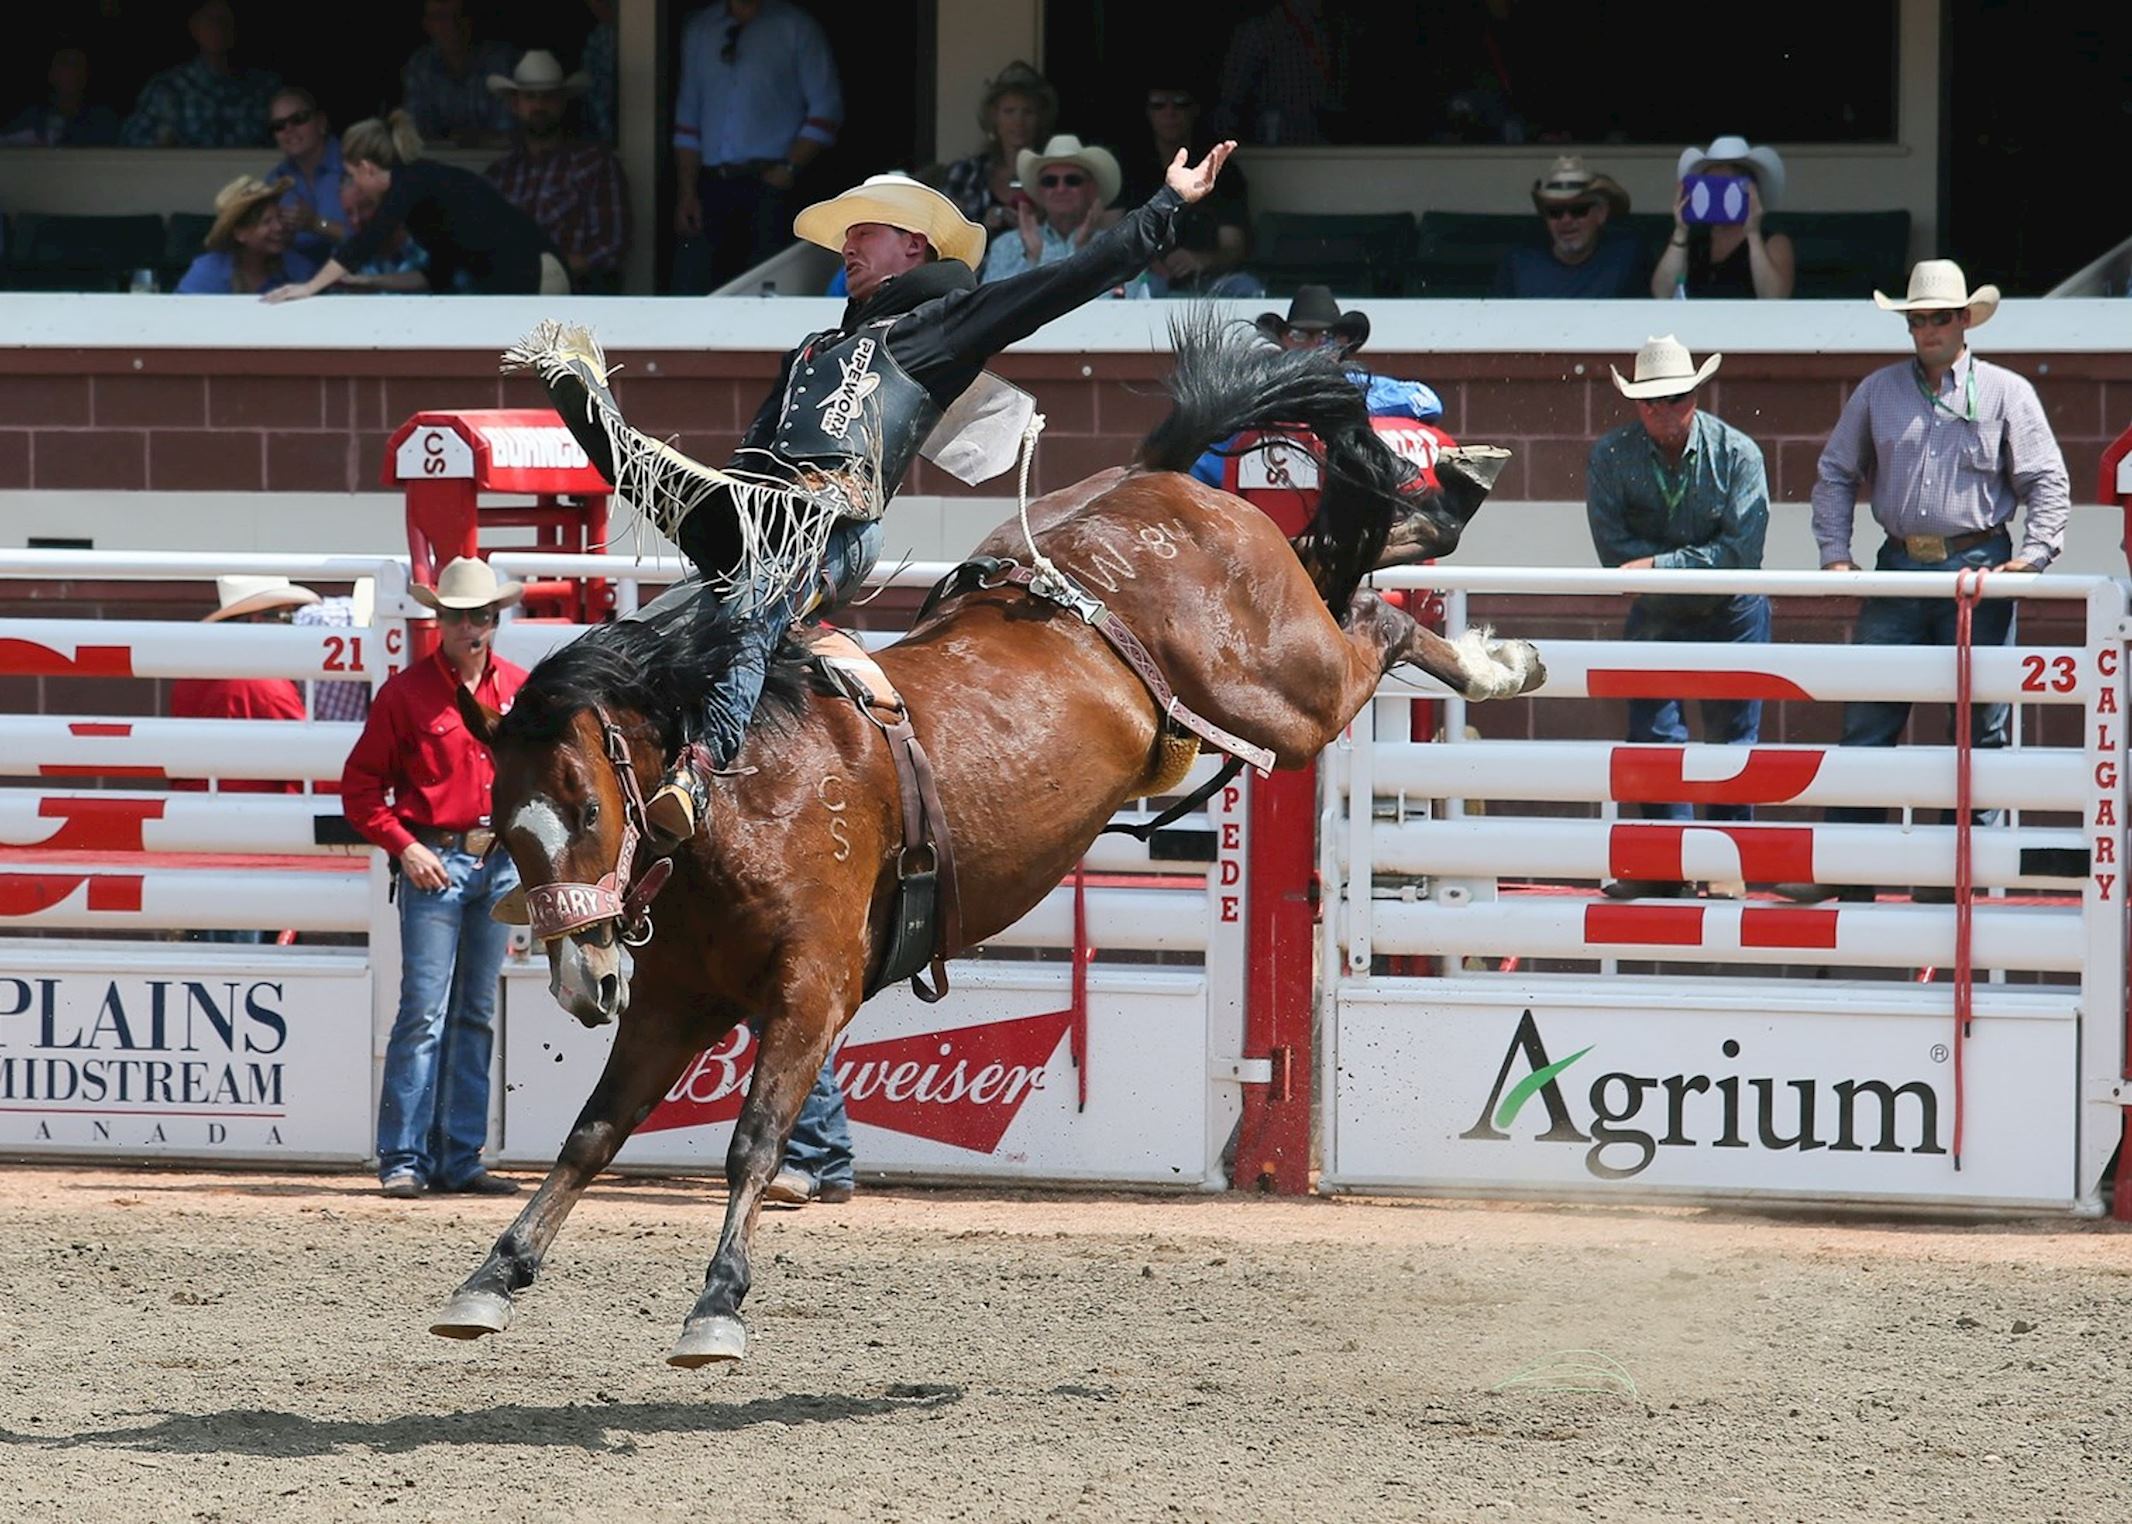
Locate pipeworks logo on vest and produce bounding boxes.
[1459,1009,1946,1180]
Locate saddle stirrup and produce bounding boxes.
[645,744,714,854]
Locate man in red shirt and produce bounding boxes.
[342,556,528,1199]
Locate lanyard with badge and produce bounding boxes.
[1913,355,1977,422]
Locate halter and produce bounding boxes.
[520,706,675,948]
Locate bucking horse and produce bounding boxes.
[433,311,1544,1367]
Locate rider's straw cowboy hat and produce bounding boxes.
[1872,259,2000,327]
[487,49,589,97]
[204,174,292,250]
[1014,134,1123,207]
[202,574,320,623]
[1610,334,1723,400]
[410,555,525,613]
[793,172,987,270]
[1676,135,1786,208]
[1530,155,1629,216]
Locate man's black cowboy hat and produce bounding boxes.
[1253,285,1369,353]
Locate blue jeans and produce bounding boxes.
[697,518,882,766]
[1830,532,2014,829]
[1623,594,1771,822]
[782,1054,855,1190]
[377,847,520,1186]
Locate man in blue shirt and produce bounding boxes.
[1494,156,1649,300]
[671,0,843,293]
[1586,336,1771,899]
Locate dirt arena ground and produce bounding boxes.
[0,1165,2125,1523]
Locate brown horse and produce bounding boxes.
[433,317,1543,1368]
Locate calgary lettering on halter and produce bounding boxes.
[815,338,882,441]
[1460,1010,1945,1181]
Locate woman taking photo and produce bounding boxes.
[265,110,565,301]
[1648,135,1795,300]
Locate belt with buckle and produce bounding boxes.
[1890,527,2005,564]
[411,824,496,857]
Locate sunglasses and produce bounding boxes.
[1147,94,1195,110]
[1038,172,1088,189]
[269,107,315,133]
[1544,202,1597,221]
[438,607,499,626]
[1904,310,1960,329]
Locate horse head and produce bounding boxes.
[458,687,653,1027]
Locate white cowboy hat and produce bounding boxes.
[1014,134,1123,208]
[1676,135,1786,208]
[202,574,320,623]
[1610,334,1723,400]
[409,555,525,613]
[487,49,588,96]
[794,172,986,270]
[1872,259,2000,327]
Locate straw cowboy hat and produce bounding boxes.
[1014,134,1123,207]
[204,174,292,250]
[410,556,525,613]
[1610,334,1723,400]
[202,574,320,623]
[487,49,588,96]
[1530,155,1630,216]
[1872,259,2000,327]
[1254,285,1370,353]
[793,172,988,270]
[1676,135,1786,208]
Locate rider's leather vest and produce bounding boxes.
[772,319,942,522]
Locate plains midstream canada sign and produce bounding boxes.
[1329,986,2079,1207]
[0,954,373,1160]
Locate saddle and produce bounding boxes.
[799,625,959,1002]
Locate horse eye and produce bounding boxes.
[582,799,600,829]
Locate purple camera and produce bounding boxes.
[1681,173,1751,225]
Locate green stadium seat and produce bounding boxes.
[1251,211,1417,300]
[4,212,168,293]
[162,212,217,290]
[1781,210,1911,300]
[1409,211,1529,297]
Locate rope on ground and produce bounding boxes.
[1490,1349,1640,1400]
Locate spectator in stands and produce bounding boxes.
[936,60,1057,245]
[295,579,374,724]
[121,0,280,148]
[336,174,433,289]
[174,175,320,295]
[265,111,566,300]
[978,134,1124,284]
[344,556,526,1198]
[1587,337,1771,901]
[670,0,842,295]
[1210,0,1351,145]
[401,0,518,149]
[1118,71,1259,298]
[1650,136,1795,300]
[1494,155,1646,299]
[1191,288,1452,488]
[1778,262,2069,905]
[579,0,618,145]
[485,51,628,293]
[2,45,121,146]
[264,88,346,264]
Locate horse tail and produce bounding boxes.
[1137,304,1407,612]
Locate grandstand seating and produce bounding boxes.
[1250,211,1418,299]
[3,212,166,292]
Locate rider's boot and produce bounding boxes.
[644,742,715,858]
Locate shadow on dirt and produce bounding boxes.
[0,1386,963,1457]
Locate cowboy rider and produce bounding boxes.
[518,139,1239,852]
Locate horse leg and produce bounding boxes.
[1346,588,1545,702]
[668,1001,840,1368]
[430,1014,694,1339]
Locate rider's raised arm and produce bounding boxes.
[932,186,1186,362]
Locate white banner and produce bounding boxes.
[499,964,1220,1187]
[0,948,373,1161]
[1327,982,2078,1209]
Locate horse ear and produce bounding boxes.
[456,685,503,750]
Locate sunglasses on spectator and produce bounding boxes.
[1147,94,1195,110]
[1904,310,1960,329]
[1039,172,1088,189]
[269,108,315,133]
[1544,202,1597,220]
[438,607,499,626]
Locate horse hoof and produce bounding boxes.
[431,1290,512,1340]
[667,1314,747,1369]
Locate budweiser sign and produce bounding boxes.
[640,1008,1073,1153]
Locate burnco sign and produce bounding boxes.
[0,954,373,1160]
[1328,987,2078,1208]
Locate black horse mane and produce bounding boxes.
[497,588,814,752]
[1138,304,1410,611]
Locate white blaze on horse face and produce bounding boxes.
[507,796,573,872]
